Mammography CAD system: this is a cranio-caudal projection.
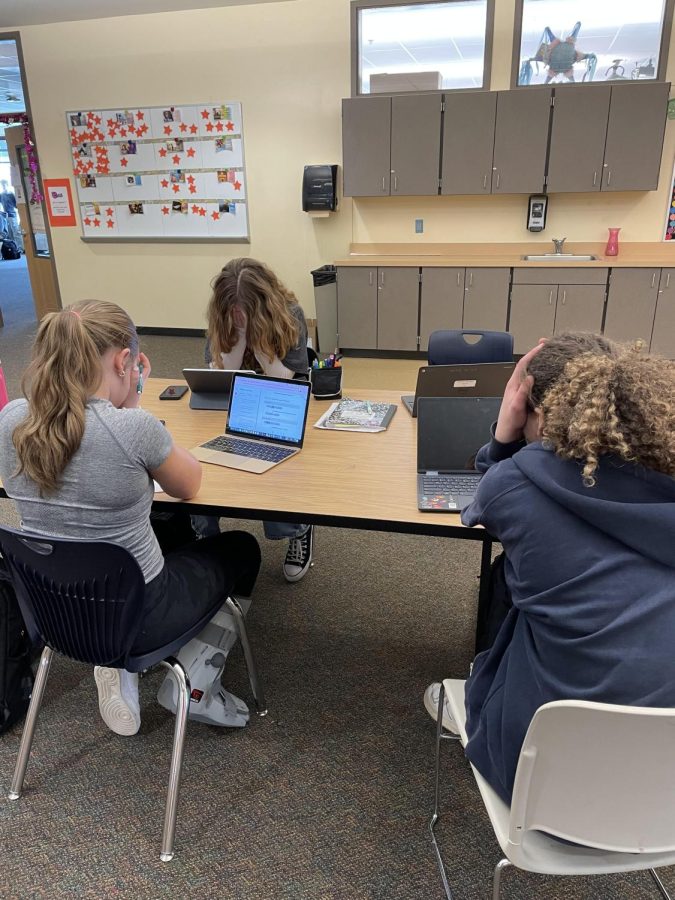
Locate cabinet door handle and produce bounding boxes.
[667,273,671,289]
[369,270,373,286]
[549,289,554,305]
[495,172,501,189]
[652,272,657,289]
[380,270,385,286]
[593,171,597,186]
[457,271,461,287]
[381,176,386,192]
[468,271,473,287]
[561,290,566,305]
[606,169,611,186]
[393,175,398,192]
[482,174,487,190]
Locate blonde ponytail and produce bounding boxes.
[13,300,137,495]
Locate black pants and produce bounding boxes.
[132,513,261,654]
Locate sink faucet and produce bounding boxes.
[552,238,567,255]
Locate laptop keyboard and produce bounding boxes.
[201,435,295,463]
[422,474,482,494]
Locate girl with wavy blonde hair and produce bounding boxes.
[427,332,675,807]
[0,300,260,737]
[200,258,314,583]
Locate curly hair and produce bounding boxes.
[207,258,299,370]
[526,333,675,486]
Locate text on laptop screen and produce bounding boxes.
[417,397,501,472]
[227,376,309,445]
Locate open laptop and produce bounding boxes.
[402,362,514,416]
[417,396,501,512]
[183,368,255,410]
[191,372,312,473]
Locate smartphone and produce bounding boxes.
[159,385,189,400]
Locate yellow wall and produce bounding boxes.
[9,0,675,327]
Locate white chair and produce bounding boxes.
[430,679,675,899]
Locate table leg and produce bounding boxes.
[474,538,493,656]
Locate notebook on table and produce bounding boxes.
[417,396,501,512]
[183,368,255,410]
[402,362,514,416]
[191,373,311,473]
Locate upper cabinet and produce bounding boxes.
[441,91,496,196]
[342,97,391,197]
[602,82,670,192]
[492,89,551,195]
[390,95,443,196]
[546,86,611,193]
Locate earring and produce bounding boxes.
[118,370,125,377]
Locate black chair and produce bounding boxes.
[0,525,266,862]
[428,329,514,365]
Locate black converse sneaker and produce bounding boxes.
[283,525,314,582]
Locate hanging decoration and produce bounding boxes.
[0,113,43,204]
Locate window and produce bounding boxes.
[514,0,672,87]
[352,0,493,96]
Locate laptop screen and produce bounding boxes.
[417,397,501,473]
[227,374,311,447]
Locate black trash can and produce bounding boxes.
[310,265,337,354]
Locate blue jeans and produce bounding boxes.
[191,516,307,540]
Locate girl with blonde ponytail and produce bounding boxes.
[0,300,260,736]
[427,333,675,806]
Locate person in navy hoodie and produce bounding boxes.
[425,332,675,804]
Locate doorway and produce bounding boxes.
[0,32,60,337]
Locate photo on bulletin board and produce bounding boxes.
[65,103,249,242]
[664,156,675,241]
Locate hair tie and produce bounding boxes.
[70,309,82,320]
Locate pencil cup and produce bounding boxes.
[310,366,342,400]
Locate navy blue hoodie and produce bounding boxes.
[461,436,675,805]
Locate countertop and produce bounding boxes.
[334,242,675,268]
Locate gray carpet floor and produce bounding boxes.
[0,270,672,898]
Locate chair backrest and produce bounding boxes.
[509,699,675,853]
[428,330,514,366]
[0,526,146,668]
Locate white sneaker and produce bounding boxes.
[283,525,314,583]
[94,666,141,736]
[423,682,459,735]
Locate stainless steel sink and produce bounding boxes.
[521,254,599,262]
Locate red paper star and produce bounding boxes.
[158,148,167,158]
[120,128,127,138]
[85,161,94,171]
[172,184,180,193]
[189,124,198,135]
[105,207,114,216]
[192,204,201,214]
[233,180,241,191]
[128,124,136,135]
[198,207,207,217]
[106,218,115,229]
[179,123,187,133]
[187,175,195,184]
[84,216,92,226]
[136,110,145,120]
[163,124,172,135]
[160,178,169,188]
[172,154,180,165]
[215,122,224,133]
[201,109,210,119]
[94,115,102,125]
[161,206,170,215]
[92,218,101,227]
[120,158,128,167]
[205,122,214,133]
[138,124,148,136]
[189,184,197,194]
[70,128,79,141]
[186,147,196,158]
[108,129,117,139]
[211,211,220,221]
[106,118,115,128]
[226,121,235,132]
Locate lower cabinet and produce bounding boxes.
[553,285,606,335]
[419,267,464,351]
[377,267,420,351]
[603,268,659,346]
[462,268,511,331]
[509,283,606,354]
[336,266,377,349]
[650,268,675,357]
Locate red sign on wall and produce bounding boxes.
[43,178,76,227]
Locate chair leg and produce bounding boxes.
[429,682,458,900]
[492,858,511,900]
[8,646,53,801]
[158,657,190,862]
[224,596,267,716]
[649,868,673,900]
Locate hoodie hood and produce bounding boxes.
[512,443,675,570]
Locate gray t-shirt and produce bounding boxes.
[0,398,172,582]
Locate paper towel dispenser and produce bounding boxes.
[303,165,338,213]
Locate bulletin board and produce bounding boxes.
[66,103,249,241]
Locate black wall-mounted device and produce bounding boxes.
[527,194,548,232]
[302,165,338,213]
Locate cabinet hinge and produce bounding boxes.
[441,99,445,113]
[418,271,422,283]
[550,95,555,107]
[543,174,548,186]
[416,335,421,347]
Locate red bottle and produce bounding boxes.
[605,227,621,257]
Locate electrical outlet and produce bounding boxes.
[415,218,424,234]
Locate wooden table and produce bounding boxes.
[147,379,494,644]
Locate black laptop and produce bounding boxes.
[402,362,514,416]
[183,368,255,410]
[417,396,501,512]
